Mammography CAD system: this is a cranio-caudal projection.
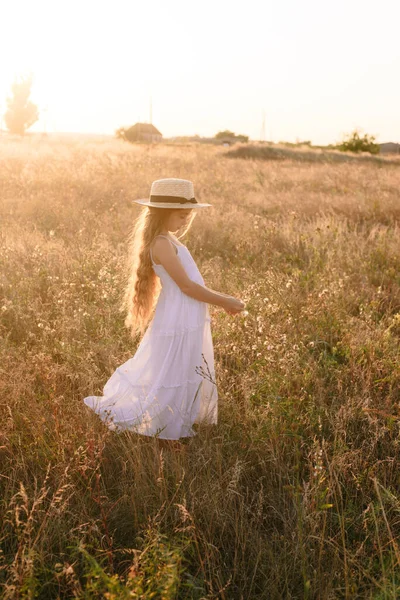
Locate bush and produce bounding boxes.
[215,130,249,143]
[338,129,380,154]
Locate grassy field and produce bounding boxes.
[0,135,399,599]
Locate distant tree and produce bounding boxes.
[338,128,379,154]
[115,126,127,140]
[215,130,248,143]
[215,130,236,139]
[4,73,39,135]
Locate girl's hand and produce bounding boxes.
[222,296,246,315]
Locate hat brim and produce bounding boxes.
[133,199,212,208]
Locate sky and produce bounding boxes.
[0,0,399,145]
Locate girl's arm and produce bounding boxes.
[181,281,231,307]
[152,237,231,308]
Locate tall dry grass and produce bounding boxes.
[0,135,399,599]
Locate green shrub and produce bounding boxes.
[338,128,380,154]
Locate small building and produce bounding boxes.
[220,137,235,146]
[123,122,162,143]
[379,142,400,154]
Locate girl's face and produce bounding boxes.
[166,209,193,233]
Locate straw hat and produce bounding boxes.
[133,178,212,209]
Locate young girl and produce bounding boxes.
[84,178,245,443]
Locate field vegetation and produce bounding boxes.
[0,136,399,598]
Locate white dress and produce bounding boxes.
[83,234,218,439]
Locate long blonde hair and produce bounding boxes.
[120,206,196,339]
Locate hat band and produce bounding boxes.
[150,195,198,205]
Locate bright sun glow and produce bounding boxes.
[1,0,400,144]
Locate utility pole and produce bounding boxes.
[260,109,266,143]
[149,95,153,143]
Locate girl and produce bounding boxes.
[84,178,245,444]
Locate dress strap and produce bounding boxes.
[153,234,179,247]
[150,235,178,266]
